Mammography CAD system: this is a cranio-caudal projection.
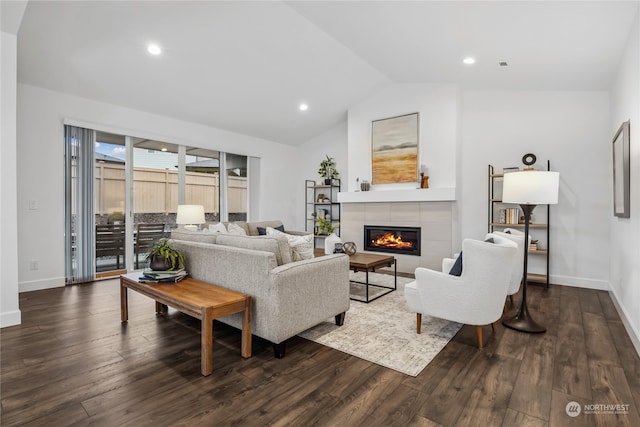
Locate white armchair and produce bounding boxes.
[443,230,526,298]
[493,229,527,297]
[405,237,517,348]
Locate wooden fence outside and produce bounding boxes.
[94,163,247,215]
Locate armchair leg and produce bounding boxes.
[476,325,483,349]
[416,313,422,334]
[491,322,496,332]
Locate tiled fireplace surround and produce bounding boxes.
[340,201,453,274]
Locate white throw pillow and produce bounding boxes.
[227,222,247,236]
[208,222,228,234]
[266,227,314,261]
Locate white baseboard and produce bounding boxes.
[0,310,22,328]
[609,291,640,358]
[550,274,609,291]
[19,276,65,293]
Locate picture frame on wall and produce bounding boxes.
[371,112,419,184]
[612,120,630,218]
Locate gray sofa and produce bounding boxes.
[170,220,350,357]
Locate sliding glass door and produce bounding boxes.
[131,138,180,269]
[64,128,248,283]
[94,132,127,277]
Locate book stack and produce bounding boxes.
[529,239,539,251]
[505,208,520,225]
[139,268,188,283]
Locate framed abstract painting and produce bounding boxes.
[371,113,419,185]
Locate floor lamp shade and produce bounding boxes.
[502,171,559,205]
[176,205,205,231]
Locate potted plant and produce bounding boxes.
[145,238,185,271]
[318,155,340,185]
[316,217,338,236]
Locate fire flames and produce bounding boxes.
[371,233,414,249]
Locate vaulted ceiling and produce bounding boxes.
[16,1,639,145]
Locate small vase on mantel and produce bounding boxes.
[324,233,341,255]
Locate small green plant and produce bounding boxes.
[316,218,339,236]
[145,238,185,270]
[318,155,340,180]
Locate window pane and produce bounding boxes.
[185,147,220,223]
[132,138,178,268]
[226,153,248,221]
[94,131,126,274]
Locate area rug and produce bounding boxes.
[298,272,462,377]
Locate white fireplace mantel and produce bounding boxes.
[337,187,456,203]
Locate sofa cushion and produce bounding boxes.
[247,220,285,236]
[215,234,293,265]
[266,227,314,261]
[171,228,218,244]
[227,222,248,236]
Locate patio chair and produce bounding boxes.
[96,224,126,270]
[135,223,166,269]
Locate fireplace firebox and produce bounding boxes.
[364,225,421,256]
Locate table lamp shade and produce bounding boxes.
[502,171,559,205]
[176,205,205,228]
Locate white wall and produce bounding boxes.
[461,91,611,289]
[609,10,640,354]
[346,84,459,192]
[341,83,613,290]
[1,31,22,327]
[295,120,348,231]
[16,84,300,292]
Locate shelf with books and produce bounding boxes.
[488,162,552,287]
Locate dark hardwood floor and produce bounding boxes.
[2,278,639,426]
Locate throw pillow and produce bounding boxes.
[208,222,228,234]
[266,227,314,261]
[257,224,284,235]
[288,234,314,261]
[227,222,247,236]
[448,252,463,276]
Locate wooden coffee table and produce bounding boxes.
[348,253,397,303]
[120,273,251,376]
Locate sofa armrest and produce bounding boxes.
[265,254,350,343]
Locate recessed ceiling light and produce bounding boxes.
[161,147,167,152]
[299,103,309,112]
[147,43,162,56]
[463,57,476,65]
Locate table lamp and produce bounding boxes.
[176,205,205,231]
[501,170,559,333]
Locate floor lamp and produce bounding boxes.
[501,170,559,333]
